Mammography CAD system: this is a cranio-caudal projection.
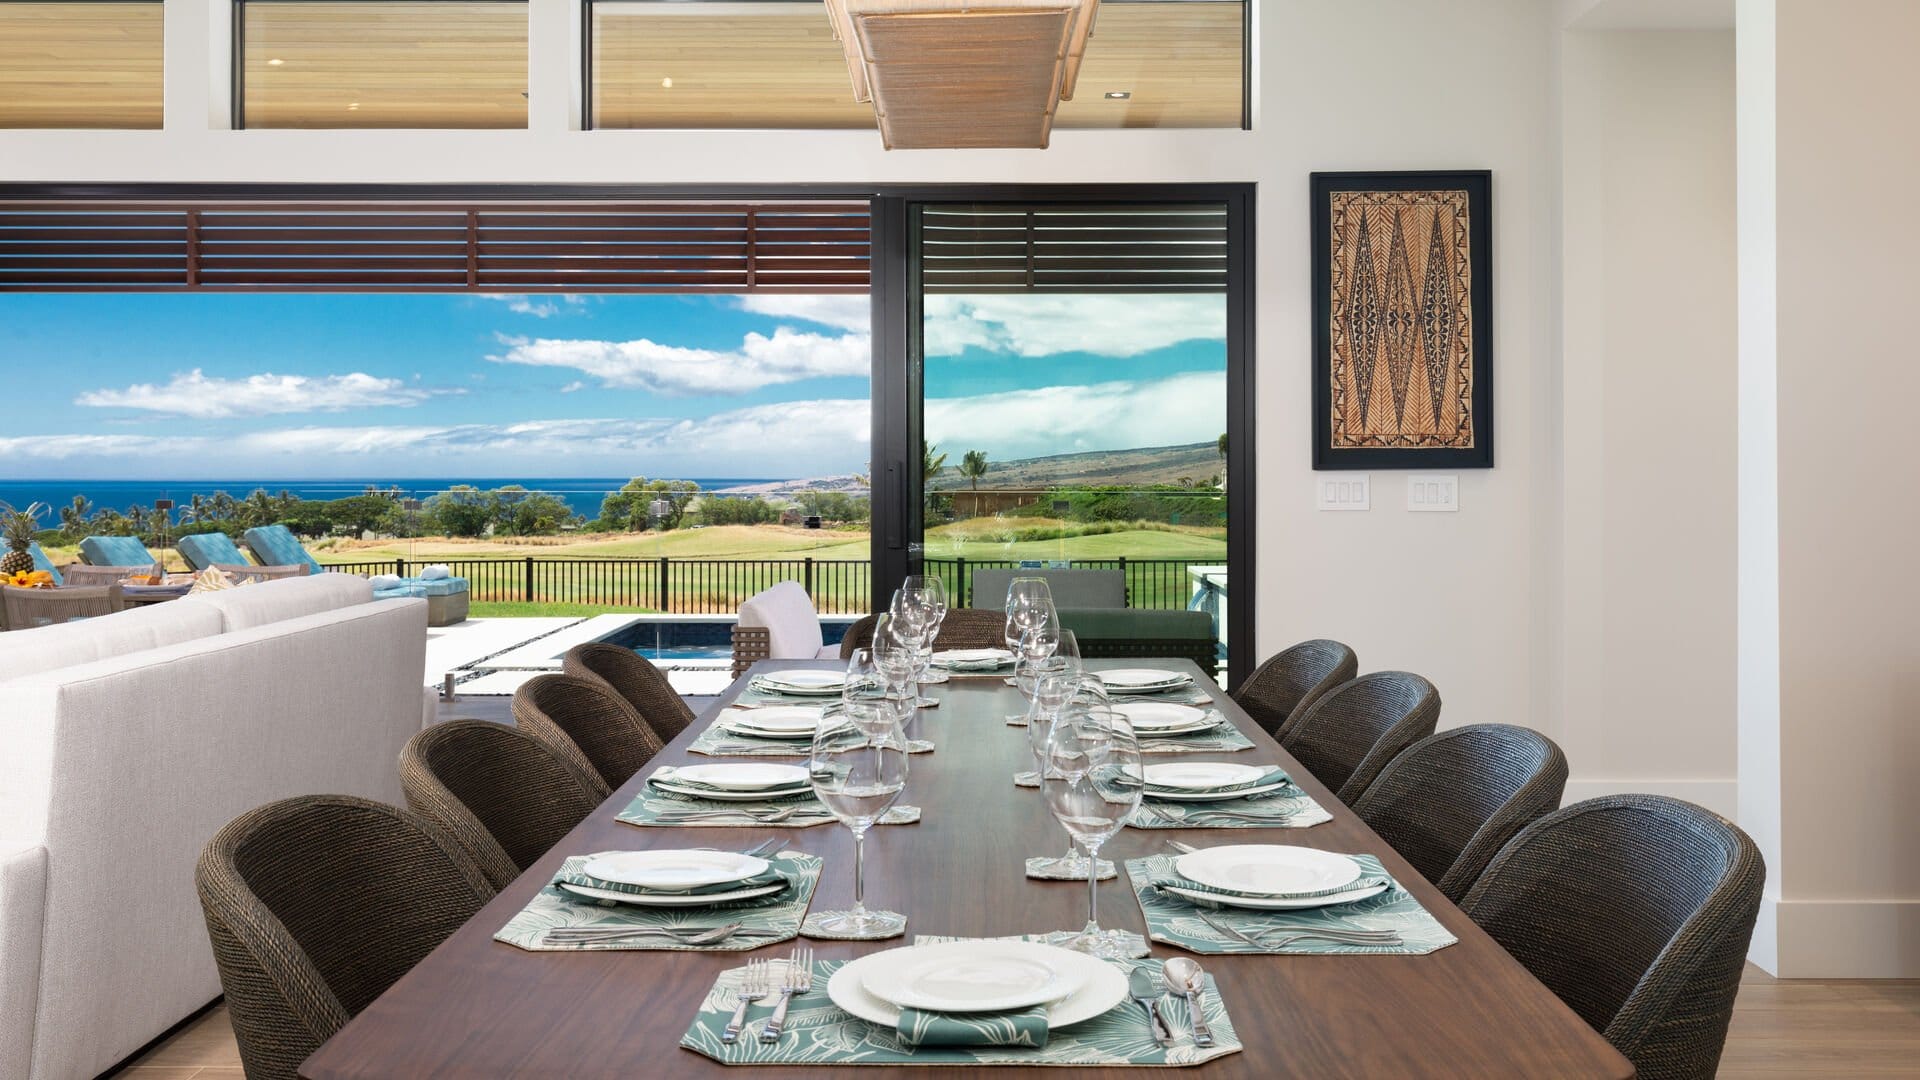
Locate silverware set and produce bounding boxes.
[721,946,814,1045]
[542,921,780,947]
[648,806,809,825]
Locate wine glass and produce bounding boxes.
[806,705,909,939]
[1025,672,1112,878]
[1041,704,1143,957]
[871,612,924,710]
[1003,577,1053,653]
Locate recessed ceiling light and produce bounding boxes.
[1104,91,1130,100]
[267,58,285,66]
[661,77,674,89]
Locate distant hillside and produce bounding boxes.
[928,442,1224,491]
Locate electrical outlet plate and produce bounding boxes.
[1317,474,1370,511]
[1406,475,1459,512]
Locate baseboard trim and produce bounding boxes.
[1562,778,1738,819]
[1772,899,1920,978]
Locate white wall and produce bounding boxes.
[1560,30,1738,815]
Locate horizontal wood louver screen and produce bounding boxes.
[919,203,1227,292]
[0,202,871,292]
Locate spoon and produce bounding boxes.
[1162,957,1215,1047]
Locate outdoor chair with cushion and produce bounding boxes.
[195,795,495,1080]
[563,642,697,742]
[1460,795,1764,1080]
[27,540,64,584]
[178,530,264,572]
[1280,671,1441,802]
[839,607,1008,656]
[77,534,158,568]
[239,525,327,576]
[730,580,842,676]
[969,567,1127,609]
[245,524,468,624]
[400,720,606,890]
[1231,638,1358,739]
[512,673,665,794]
[2,582,124,630]
[1351,723,1568,902]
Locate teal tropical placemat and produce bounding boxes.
[689,714,937,758]
[619,788,921,829]
[1125,786,1332,830]
[679,956,1241,1066]
[1137,717,1257,756]
[1123,853,1458,956]
[495,850,821,952]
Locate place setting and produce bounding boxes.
[679,936,1244,1067]
[1113,699,1258,755]
[620,761,921,829]
[688,703,830,758]
[1125,761,1332,829]
[1089,667,1218,706]
[734,668,850,706]
[493,839,823,953]
[1124,843,1459,956]
[928,646,1016,677]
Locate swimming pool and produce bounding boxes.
[597,618,849,662]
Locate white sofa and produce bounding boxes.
[0,575,432,1080]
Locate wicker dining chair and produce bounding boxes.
[562,642,696,742]
[1280,671,1440,802]
[1460,794,1764,1080]
[1229,638,1357,739]
[57,564,142,586]
[400,719,606,890]
[195,795,495,1080]
[511,673,662,794]
[839,607,1009,657]
[1350,724,1568,901]
[1,582,124,630]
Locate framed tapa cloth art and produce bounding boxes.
[1311,171,1492,469]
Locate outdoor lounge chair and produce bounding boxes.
[730,580,844,676]
[240,524,327,575]
[178,531,256,572]
[27,541,63,585]
[242,524,467,624]
[77,534,157,568]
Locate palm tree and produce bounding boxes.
[959,449,989,490]
[59,495,92,538]
[923,441,948,485]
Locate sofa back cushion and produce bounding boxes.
[77,535,155,568]
[737,580,823,659]
[177,572,373,632]
[0,602,225,682]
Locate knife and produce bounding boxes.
[1128,965,1176,1047]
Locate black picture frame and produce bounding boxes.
[1311,170,1492,470]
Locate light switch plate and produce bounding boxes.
[1406,475,1459,512]
[1317,474,1371,511]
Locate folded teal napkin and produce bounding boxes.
[1147,766,1291,798]
[1149,864,1392,903]
[896,1005,1050,1048]
[555,863,791,899]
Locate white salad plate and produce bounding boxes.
[1095,668,1194,693]
[754,670,846,695]
[1157,880,1391,911]
[556,880,787,907]
[830,942,1126,1028]
[858,941,1087,1013]
[665,763,810,791]
[931,648,1014,665]
[1113,702,1210,732]
[723,706,824,739]
[1174,845,1361,897]
[583,849,769,890]
[1143,762,1272,790]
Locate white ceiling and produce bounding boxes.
[1562,0,1735,30]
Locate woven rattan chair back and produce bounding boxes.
[512,673,662,793]
[195,795,495,1080]
[1280,671,1440,802]
[400,720,606,890]
[839,607,1009,658]
[1229,638,1357,738]
[1460,794,1764,1080]
[2,582,124,629]
[1351,724,1568,901]
[563,642,696,742]
[57,564,141,586]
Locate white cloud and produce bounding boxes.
[489,327,870,395]
[923,294,1225,358]
[560,381,586,393]
[0,433,185,460]
[75,369,453,419]
[734,295,870,333]
[481,294,588,318]
[924,371,1225,460]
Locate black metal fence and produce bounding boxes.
[324,556,1213,614]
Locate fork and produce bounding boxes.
[651,806,805,825]
[758,944,815,1043]
[722,959,771,1044]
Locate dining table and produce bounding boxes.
[300,658,1634,1078]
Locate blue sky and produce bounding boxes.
[0,292,1225,480]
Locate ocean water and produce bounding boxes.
[0,478,778,524]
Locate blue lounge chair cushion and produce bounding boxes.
[28,541,63,585]
[241,525,325,575]
[373,577,469,599]
[177,531,251,571]
[78,535,157,568]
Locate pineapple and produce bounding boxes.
[0,501,48,577]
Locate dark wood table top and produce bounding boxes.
[303,660,1633,1079]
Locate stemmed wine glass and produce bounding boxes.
[1003,576,1053,655]
[1041,703,1143,957]
[805,703,909,939]
[1025,671,1115,880]
[898,575,948,685]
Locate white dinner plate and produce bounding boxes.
[859,940,1087,1014]
[650,780,815,802]
[583,849,769,890]
[755,670,846,695]
[1095,668,1194,693]
[556,880,787,907]
[1143,762,1270,791]
[1114,702,1209,732]
[830,944,1127,1029]
[1158,880,1392,911]
[1174,845,1362,897]
[932,648,1014,665]
[724,706,824,739]
[666,763,810,791]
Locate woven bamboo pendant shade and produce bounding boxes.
[823,0,1099,149]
